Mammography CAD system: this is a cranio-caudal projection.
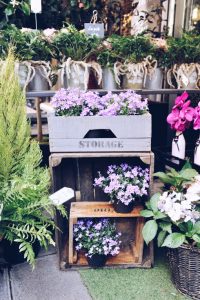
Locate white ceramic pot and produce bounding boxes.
[172,132,186,160]
[102,68,117,90]
[194,135,200,166]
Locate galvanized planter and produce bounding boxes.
[47,113,152,152]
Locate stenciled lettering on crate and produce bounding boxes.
[47,114,152,152]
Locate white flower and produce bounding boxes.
[168,203,183,222]
[187,183,200,196]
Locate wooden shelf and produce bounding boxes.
[70,202,143,218]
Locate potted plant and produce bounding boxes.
[73,218,121,268]
[112,35,157,89]
[141,163,200,299]
[48,89,151,152]
[0,51,66,266]
[94,164,149,213]
[166,32,200,89]
[52,25,102,90]
[167,91,194,159]
[96,38,122,90]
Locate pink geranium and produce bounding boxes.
[167,92,195,132]
[193,103,200,130]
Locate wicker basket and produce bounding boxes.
[168,244,200,300]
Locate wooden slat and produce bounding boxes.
[79,159,95,201]
[70,202,143,218]
[134,217,145,264]
[50,152,153,159]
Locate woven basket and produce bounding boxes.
[168,244,200,300]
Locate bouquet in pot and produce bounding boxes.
[94,164,150,213]
[74,218,121,268]
[141,164,200,248]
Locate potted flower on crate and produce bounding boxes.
[48,89,151,153]
[141,163,200,299]
[73,218,121,268]
[166,32,200,89]
[52,25,102,90]
[112,35,157,89]
[94,164,150,213]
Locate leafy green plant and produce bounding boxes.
[165,32,200,67]
[0,51,66,267]
[107,34,154,63]
[52,25,100,61]
[141,164,200,249]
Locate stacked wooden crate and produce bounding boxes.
[49,111,154,270]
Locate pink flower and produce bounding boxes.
[174,91,189,109]
[194,103,200,130]
[167,92,194,133]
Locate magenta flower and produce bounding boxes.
[194,103,200,130]
[167,92,194,133]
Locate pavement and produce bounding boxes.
[0,246,92,300]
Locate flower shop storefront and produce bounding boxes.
[1,1,200,300]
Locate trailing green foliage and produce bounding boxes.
[0,51,66,267]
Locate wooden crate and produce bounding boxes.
[47,113,152,152]
[50,152,154,270]
[69,202,145,267]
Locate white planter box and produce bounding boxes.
[47,113,152,152]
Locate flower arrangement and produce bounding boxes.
[141,164,200,248]
[74,218,121,267]
[94,164,149,212]
[167,91,194,133]
[51,89,149,117]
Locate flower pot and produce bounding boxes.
[194,135,200,166]
[167,63,200,89]
[102,68,117,90]
[145,68,164,101]
[87,254,107,268]
[168,244,200,300]
[172,132,185,160]
[28,66,50,91]
[2,239,41,265]
[122,73,144,89]
[113,201,134,213]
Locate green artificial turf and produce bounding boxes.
[80,253,189,300]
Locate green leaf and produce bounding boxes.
[159,222,172,233]
[153,172,174,185]
[194,221,200,234]
[181,161,192,170]
[179,168,198,180]
[162,233,185,248]
[192,234,200,243]
[140,210,154,218]
[154,211,166,220]
[157,231,167,247]
[5,7,14,16]
[142,220,158,245]
[21,2,30,15]
[150,193,160,212]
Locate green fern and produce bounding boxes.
[0,51,66,268]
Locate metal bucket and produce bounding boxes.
[102,68,117,90]
[145,68,164,101]
[122,73,144,89]
[28,66,50,91]
[66,65,86,91]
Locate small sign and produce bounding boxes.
[49,187,74,206]
[84,23,104,38]
[30,0,42,14]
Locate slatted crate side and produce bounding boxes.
[48,114,152,153]
[49,152,154,269]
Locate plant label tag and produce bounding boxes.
[84,23,104,38]
[49,187,74,205]
[30,0,42,14]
